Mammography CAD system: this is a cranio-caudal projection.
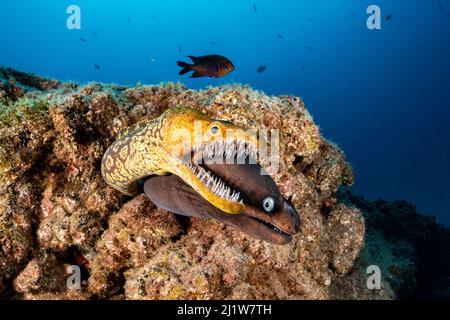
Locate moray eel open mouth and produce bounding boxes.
[144,153,300,245]
[169,133,260,215]
[184,139,258,204]
[101,106,300,244]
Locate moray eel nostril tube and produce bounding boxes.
[144,155,300,244]
[101,106,300,243]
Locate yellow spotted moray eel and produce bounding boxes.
[101,106,259,214]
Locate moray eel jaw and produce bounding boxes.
[166,112,260,214]
[176,139,258,214]
[101,106,259,215]
[235,201,299,244]
[144,155,300,245]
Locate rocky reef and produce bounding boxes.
[334,191,450,300]
[0,67,448,299]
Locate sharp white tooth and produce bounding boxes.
[229,146,235,158]
[214,177,220,190]
[215,141,220,157]
[238,147,244,158]
[227,141,233,154]
[214,143,222,157]
[216,144,220,158]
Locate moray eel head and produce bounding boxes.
[144,154,300,245]
[158,107,259,215]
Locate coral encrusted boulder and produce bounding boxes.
[0,67,367,299]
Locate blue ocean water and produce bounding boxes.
[1,0,449,225]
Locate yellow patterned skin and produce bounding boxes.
[101,106,259,214]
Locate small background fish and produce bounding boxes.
[177,55,235,78]
[257,65,267,73]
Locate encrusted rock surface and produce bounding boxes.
[332,192,450,299]
[1,67,445,300]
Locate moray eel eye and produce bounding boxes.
[262,197,275,213]
[210,125,219,134]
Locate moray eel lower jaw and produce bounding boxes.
[169,138,258,215]
[234,202,299,244]
[144,154,300,245]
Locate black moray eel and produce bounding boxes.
[144,154,300,245]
